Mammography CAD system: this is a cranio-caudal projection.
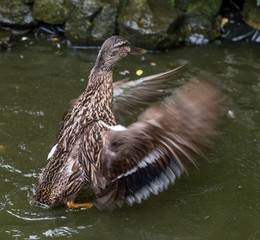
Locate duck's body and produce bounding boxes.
[35,54,116,207]
[34,36,221,209]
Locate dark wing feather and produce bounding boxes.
[96,79,222,209]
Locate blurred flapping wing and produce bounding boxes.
[114,64,186,119]
[97,79,222,208]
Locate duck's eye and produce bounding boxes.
[110,48,118,56]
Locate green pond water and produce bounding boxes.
[0,39,259,240]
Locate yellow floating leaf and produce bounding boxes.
[136,69,143,76]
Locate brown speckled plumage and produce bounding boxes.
[34,36,222,209]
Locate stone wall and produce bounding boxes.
[0,0,259,49]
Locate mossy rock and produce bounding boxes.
[118,0,222,48]
[32,0,67,25]
[0,0,36,26]
[174,9,221,44]
[243,0,260,30]
[118,0,183,49]
[65,0,118,45]
[172,0,222,45]
[0,30,12,50]
[175,0,222,16]
[65,12,93,43]
[91,3,118,44]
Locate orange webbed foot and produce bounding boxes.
[67,201,93,209]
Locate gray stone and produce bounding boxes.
[174,0,222,44]
[0,0,36,26]
[32,0,67,25]
[65,0,118,45]
[118,0,222,49]
[0,0,225,49]
[0,30,13,50]
[118,0,184,49]
[91,3,118,44]
[173,9,221,44]
[24,0,35,4]
[243,0,260,30]
[175,0,222,16]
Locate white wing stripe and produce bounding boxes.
[114,144,185,181]
[47,144,58,160]
[126,170,177,206]
[114,149,162,180]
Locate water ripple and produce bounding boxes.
[6,209,58,221]
[43,226,79,237]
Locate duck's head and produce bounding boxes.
[95,36,146,70]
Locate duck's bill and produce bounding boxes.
[129,47,147,55]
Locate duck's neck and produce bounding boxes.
[83,66,116,125]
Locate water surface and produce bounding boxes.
[0,39,259,239]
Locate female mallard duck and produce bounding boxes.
[34,35,221,209]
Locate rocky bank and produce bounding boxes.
[0,0,259,50]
